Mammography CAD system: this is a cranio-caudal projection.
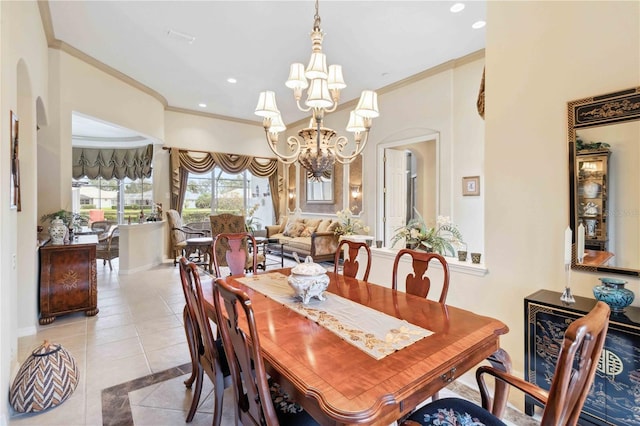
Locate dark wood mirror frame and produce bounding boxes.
[569,86,640,277]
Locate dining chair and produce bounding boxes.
[391,249,449,302]
[212,277,319,426]
[178,258,231,426]
[402,301,611,426]
[95,225,119,270]
[212,232,259,276]
[334,239,372,281]
[210,213,265,272]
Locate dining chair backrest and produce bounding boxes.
[391,249,449,303]
[210,214,247,268]
[334,240,372,281]
[403,301,610,426]
[212,232,258,276]
[213,277,279,426]
[179,257,228,426]
[538,300,610,425]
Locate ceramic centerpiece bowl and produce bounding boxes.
[593,277,635,313]
[287,256,330,304]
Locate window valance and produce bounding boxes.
[169,149,281,217]
[72,145,154,180]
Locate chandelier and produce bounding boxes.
[254,0,379,181]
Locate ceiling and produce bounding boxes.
[47,0,486,134]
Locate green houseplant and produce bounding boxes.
[390,210,463,256]
[41,210,89,230]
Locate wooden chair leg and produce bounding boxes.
[183,307,198,388]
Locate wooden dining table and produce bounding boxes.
[201,268,510,425]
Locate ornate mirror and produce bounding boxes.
[569,87,640,276]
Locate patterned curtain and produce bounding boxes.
[72,144,153,180]
[168,149,281,218]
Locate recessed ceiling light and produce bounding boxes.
[227,78,237,84]
[472,20,486,29]
[198,103,207,108]
[450,3,465,13]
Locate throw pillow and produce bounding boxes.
[327,221,340,233]
[284,220,306,237]
[300,225,317,237]
[316,219,332,233]
[305,218,322,229]
[278,215,289,233]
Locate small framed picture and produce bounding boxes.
[462,176,480,196]
[10,111,20,210]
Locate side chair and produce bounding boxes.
[402,301,611,426]
[334,239,372,281]
[392,249,449,302]
[212,277,319,426]
[178,257,231,426]
[392,249,449,402]
[212,232,258,276]
[210,214,265,272]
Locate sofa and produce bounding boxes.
[265,217,340,263]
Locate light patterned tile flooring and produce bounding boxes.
[8,257,538,426]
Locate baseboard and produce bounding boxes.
[17,325,37,337]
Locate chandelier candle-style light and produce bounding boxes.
[255,0,379,181]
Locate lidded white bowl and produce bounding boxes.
[288,256,330,304]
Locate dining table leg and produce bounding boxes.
[486,348,513,419]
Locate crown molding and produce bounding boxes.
[38,1,484,129]
[165,106,261,127]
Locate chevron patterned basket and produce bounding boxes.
[9,340,79,413]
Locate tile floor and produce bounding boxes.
[8,257,537,426]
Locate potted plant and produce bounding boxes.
[333,208,370,236]
[390,210,463,256]
[41,210,89,231]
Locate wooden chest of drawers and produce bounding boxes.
[525,289,640,425]
[39,236,99,325]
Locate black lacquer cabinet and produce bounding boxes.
[525,290,640,425]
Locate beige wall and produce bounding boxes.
[0,1,50,423]
[481,0,639,392]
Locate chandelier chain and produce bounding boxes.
[313,0,321,30]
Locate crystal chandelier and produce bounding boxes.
[255,0,380,181]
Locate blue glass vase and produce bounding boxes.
[593,277,635,313]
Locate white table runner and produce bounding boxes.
[236,272,432,360]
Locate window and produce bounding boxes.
[182,166,273,229]
[72,174,154,224]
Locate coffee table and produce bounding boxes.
[265,238,285,269]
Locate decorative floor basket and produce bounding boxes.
[9,341,79,413]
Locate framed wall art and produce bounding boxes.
[10,111,20,210]
[462,176,480,196]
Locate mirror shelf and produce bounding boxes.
[569,87,640,277]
